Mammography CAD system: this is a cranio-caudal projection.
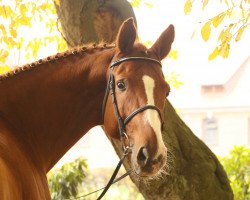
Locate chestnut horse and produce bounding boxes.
[0,18,174,199]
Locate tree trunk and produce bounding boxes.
[110,100,233,200]
[55,1,233,199]
[54,0,136,47]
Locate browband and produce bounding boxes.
[110,57,162,68]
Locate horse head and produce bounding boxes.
[103,18,174,178]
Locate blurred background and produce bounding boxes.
[55,0,250,171]
[0,0,249,199]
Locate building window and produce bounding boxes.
[202,117,218,146]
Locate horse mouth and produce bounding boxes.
[131,154,167,178]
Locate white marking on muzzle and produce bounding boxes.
[142,75,165,154]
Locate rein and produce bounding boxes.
[66,149,132,200]
[68,56,163,200]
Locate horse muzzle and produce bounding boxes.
[131,145,167,178]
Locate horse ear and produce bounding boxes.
[116,18,137,53]
[149,25,175,60]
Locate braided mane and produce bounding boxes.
[0,43,115,81]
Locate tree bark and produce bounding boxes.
[55,1,233,199]
[54,0,136,47]
[110,100,233,200]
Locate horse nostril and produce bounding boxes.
[137,147,149,167]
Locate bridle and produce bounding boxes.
[102,56,163,150]
[96,57,163,199]
[69,57,164,200]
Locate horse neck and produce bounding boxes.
[0,46,114,171]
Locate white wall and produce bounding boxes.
[180,109,250,156]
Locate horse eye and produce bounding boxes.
[117,81,126,91]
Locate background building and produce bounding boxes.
[169,56,250,155]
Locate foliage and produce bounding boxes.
[142,40,182,88]
[129,0,154,8]
[0,0,67,67]
[0,0,182,90]
[0,65,11,75]
[74,168,144,200]
[47,158,88,200]
[165,72,184,89]
[219,146,250,200]
[184,0,250,60]
[47,160,143,200]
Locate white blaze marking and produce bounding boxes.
[142,75,165,153]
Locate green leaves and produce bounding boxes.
[219,146,250,200]
[47,158,88,200]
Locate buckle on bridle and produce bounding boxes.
[121,131,132,154]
